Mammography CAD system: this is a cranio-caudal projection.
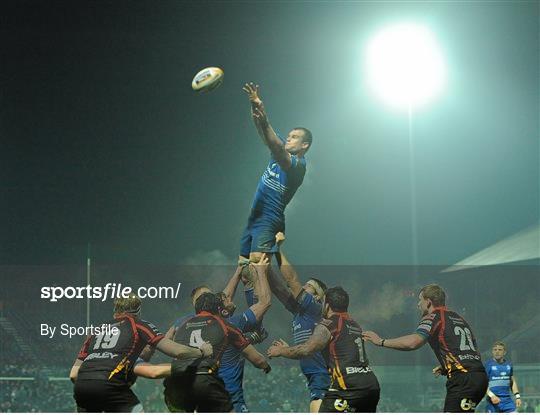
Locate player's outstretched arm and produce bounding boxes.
[243,82,292,170]
[267,324,330,359]
[221,265,243,301]
[362,330,426,351]
[139,345,156,362]
[249,255,272,321]
[275,233,303,298]
[243,82,267,144]
[242,344,271,373]
[267,266,298,314]
[155,338,212,359]
[134,363,172,379]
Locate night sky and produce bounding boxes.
[3,1,539,265]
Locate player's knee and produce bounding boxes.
[249,252,263,263]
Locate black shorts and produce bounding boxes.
[74,379,141,412]
[320,388,380,413]
[444,371,489,412]
[164,374,233,413]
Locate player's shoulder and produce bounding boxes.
[317,317,333,329]
[138,319,163,335]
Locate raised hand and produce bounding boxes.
[242,82,263,107]
[362,330,382,346]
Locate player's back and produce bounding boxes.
[423,307,484,375]
[174,311,249,373]
[77,315,163,385]
[320,313,379,395]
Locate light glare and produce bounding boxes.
[366,23,446,110]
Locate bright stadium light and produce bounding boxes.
[365,23,446,110]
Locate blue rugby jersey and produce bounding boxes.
[250,153,306,221]
[219,289,258,393]
[485,358,514,398]
[292,290,328,375]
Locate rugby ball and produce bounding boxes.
[191,67,224,92]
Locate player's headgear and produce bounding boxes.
[420,284,446,306]
[306,278,327,299]
[324,286,349,312]
[113,294,141,315]
[194,292,223,315]
[191,285,211,302]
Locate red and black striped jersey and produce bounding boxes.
[415,307,484,377]
[319,313,378,393]
[173,311,249,374]
[76,314,164,385]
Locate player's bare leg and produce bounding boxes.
[310,399,322,413]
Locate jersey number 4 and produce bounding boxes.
[454,326,476,351]
[189,329,205,347]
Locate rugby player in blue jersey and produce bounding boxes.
[239,83,312,265]
[485,341,522,413]
[165,257,272,412]
[267,232,330,412]
[218,256,272,412]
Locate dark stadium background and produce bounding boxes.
[1,0,539,412]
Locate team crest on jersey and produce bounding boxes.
[334,399,349,412]
[460,398,476,411]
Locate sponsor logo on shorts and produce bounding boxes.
[458,354,481,360]
[460,398,476,411]
[345,366,372,374]
[334,399,349,412]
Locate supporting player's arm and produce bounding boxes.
[267,324,331,359]
[139,344,156,362]
[134,363,172,379]
[155,338,212,359]
[362,330,427,351]
[511,376,522,407]
[243,82,292,170]
[242,344,271,373]
[267,266,299,314]
[221,265,243,301]
[275,232,303,298]
[248,256,272,321]
[69,358,83,383]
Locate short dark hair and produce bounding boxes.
[194,292,222,314]
[325,287,349,312]
[420,284,446,307]
[191,285,211,301]
[293,127,313,148]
